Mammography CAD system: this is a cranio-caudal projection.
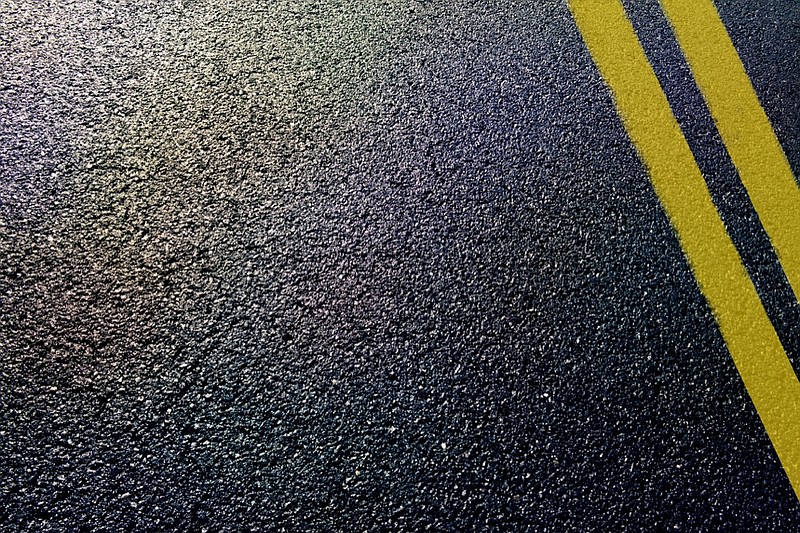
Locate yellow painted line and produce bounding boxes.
[660,0,800,302]
[569,0,800,500]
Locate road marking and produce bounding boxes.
[660,0,800,303]
[569,0,800,500]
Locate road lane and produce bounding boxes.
[1,0,799,530]
[661,0,800,303]
[570,0,800,501]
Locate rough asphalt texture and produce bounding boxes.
[1,0,799,530]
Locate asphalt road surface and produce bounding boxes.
[2,0,799,530]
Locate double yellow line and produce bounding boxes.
[569,0,800,499]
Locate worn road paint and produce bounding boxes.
[660,0,800,302]
[569,0,800,500]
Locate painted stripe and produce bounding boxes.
[660,0,800,302]
[569,0,800,500]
